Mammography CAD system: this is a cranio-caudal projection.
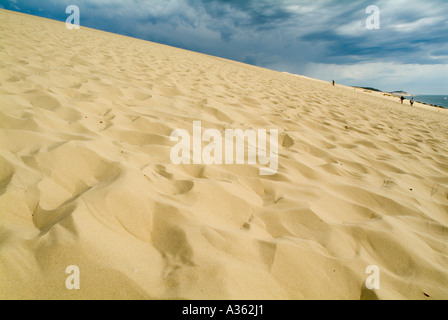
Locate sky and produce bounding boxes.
[2,0,448,94]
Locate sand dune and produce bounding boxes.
[1,10,447,300]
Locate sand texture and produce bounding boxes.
[1,10,448,300]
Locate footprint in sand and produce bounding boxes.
[0,156,14,196]
[27,92,61,111]
[151,165,196,196]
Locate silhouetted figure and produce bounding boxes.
[400,96,405,104]
[332,80,335,86]
[410,98,414,106]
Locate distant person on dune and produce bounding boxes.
[400,96,405,104]
[332,80,335,86]
[410,98,414,106]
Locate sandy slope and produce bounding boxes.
[0,9,447,300]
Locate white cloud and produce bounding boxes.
[390,17,445,33]
[304,62,448,94]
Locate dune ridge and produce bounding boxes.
[0,9,447,299]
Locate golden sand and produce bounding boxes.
[1,9,447,299]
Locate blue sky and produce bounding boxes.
[2,0,448,94]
